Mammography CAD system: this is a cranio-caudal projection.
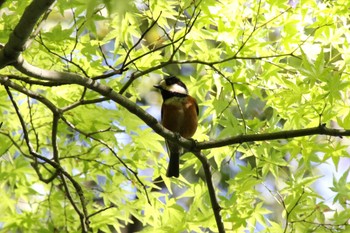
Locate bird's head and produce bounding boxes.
[154,76,188,96]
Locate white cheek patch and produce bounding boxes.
[167,83,188,95]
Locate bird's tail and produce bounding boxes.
[166,141,181,178]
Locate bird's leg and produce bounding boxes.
[189,138,198,152]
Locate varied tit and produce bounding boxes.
[154,76,198,178]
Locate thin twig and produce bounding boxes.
[98,43,121,73]
[5,85,35,151]
[118,8,200,94]
[88,205,116,219]
[120,12,162,71]
[26,95,40,150]
[37,34,90,78]
[61,117,151,205]
[60,174,89,233]
[25,1,56,48]
[197,124,350,150]
[61,97,109,112]
[283,188,305,233]
[4,81,89,233]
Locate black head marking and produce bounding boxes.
[165,76,188,92]
[155,76,189,100]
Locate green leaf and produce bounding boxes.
[331,168,350,206]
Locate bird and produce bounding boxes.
[154,76,198,178]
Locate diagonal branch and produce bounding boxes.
[193,150,225,233]
[26,1,55,48]
[0,0,55,68]
[60,173,89,233]
[52,114,60,162]
[4,85,37,154]
[37,34,90,78]
[5,69,350,152]
[120,12,162,71]
[168,7,201,61]
[35,151,90,232]
[0,76,61,113]
[117,8,200,94]
[0,75,150,201]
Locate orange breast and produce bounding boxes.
[161,96,198,138]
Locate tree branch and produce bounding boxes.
[0,0,55,68]
[60,173,89,233]
[14,57,83,82]
[62,117,151,204]
[120,12,162,71]
[197,124,349,150]
[52,114,60,162]
[0,76,61,113]
[3,73,350,153]
[2,77,89,232]
[4,85,37,154]
[0,0,6,8]
[193,151,225,233]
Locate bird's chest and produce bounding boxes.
[163,97,186,119]
[162,97,188,131]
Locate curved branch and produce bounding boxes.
[2,77,89,232]
[62,117,151,205]
[5,74,70,86]
[0,76,61,113]
[52,114,59,162]
[4,85,37,153]
[5,66,350,152]
[15,57,83,82]
[0,75,151,204]
[3,61,183,143]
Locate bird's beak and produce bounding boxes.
[154,85,161,90]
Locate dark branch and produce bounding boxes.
[197,124,349,150]
[60,174,89,233]
[2,77,89,232]
[61,97,109,112]
[193,151,225,233]
[4,73,350,153]
[52,114,59,162]
[0,75,151,204]
[0,76,61,114]
[0,0,55,68]
[4,85,36,153]
[0,0,6,8]
[4,74,70,86]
